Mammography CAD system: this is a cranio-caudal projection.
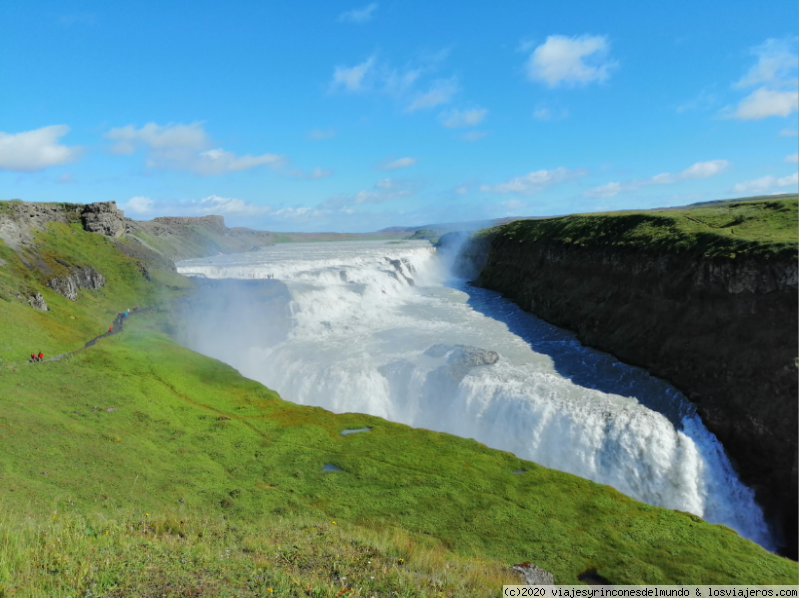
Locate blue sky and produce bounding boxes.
[1,1,797,232]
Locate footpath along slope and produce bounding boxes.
[0,198,796,593]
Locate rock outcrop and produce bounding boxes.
[511,561,555,585]
[48,266,105,301]
[470,234,798,556]
[80,202,127,237]
[27,292,48,311]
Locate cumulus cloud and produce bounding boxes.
[725,38,798,121]
[735,38,798,89]
[526,35,617,87]
[680,159,730,179]
[481,167,588,195]
[779,127,797,136]
[380,157,417,170]
[440,108,487,128]
[584,160,730,198]
[732,172,798,195]
[322,178,416,208]
[120,196,155,214]
[338,3,378,23]
[731,88,798,120]
[786,153,799,163]
[104,122,283,176]
[0,125,83,172]
[405,78,459,112]
[330,56,376,92]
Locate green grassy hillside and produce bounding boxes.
[0,208,797,596]
[483,196,798,260]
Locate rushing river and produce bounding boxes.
[176,240,774,549]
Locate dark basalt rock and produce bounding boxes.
[472,234,799,557]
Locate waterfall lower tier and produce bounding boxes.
[176,241,776,550]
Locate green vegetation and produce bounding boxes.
[485,197,798,260]
[0,202,797,595]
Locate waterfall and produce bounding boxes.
[177,240,775,550]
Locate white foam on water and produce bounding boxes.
[177,240,775,550]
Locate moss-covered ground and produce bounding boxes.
[482,196,798,260]
[0,208,797,595]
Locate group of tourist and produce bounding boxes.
[30,351,44,362]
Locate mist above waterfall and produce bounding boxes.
[176,240,775,550]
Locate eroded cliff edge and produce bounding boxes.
[451,198,798,557]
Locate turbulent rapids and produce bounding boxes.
[176,240,775,549]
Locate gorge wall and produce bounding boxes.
[453,220,798,556]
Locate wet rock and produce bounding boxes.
[424,344,500,381]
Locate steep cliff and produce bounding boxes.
[466,198,798,557]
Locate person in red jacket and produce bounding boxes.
[31,353,35,362]
[38,351,43,361]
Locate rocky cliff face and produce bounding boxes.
[48,266,106,301]
[80,202,127,237]
[469,235,798,557]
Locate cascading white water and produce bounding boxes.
[177,240,775,550]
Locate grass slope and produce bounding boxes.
[0,208,796,595]
[484,197,798,260]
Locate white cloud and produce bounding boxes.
[732,172,798,195]
[322,178,415,208]
[194,195,270,216]
[0,125,83,172]
[481,167,588,195]
[584,160,730,198]
[380,157,417,170]
[338,3,378,23]
[331,56,376,92]
[105,122,208,154]
[308,128,337,140]
[680,159,729,179]
[779,127,797,136]
[526,35,617,87]
[725,38,798,121]
[104,122,283,176]
[735,38,798,88]
[584,182,622,198]
[405,78,459,112]
[786,154,799,163]
[454,185,468,195]
[461,131,488,142]
[191,148,283,176]
[730,88,798,120]
[440,108,487,128]
[120,196,155,214]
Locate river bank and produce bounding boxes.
[445,197,798,557]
